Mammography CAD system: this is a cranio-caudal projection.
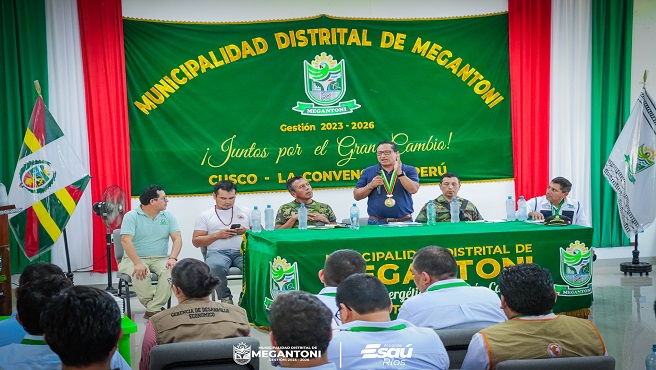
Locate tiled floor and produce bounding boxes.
[9,257,656,369]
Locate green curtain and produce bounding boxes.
[591,0,633,247]
[0,0,50,271]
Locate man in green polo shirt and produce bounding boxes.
[119,184,182,319]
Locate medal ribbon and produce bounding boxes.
[426,281,470,292]
[380,169,397,196]
[345,324,408,332]
[551,200,564,218]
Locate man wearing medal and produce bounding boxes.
[354,141,420,225]
[192,180,250,304]
[526,177,589,226]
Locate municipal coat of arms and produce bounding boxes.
[264,256,299,309]
[292,52,361,116]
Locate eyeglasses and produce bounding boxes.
[376,150,393,156]
[156,196,168,201]
[334,308,341,322]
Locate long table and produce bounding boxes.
[240,222,594,327]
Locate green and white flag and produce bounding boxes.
[603,87,656,236]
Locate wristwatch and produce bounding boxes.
[398,172,406,177]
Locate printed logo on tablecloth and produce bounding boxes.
[292,52,361,116]
[264,256,299,309]
[555,240,592,296]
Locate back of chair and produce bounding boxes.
[150,337,260,370]
[495,356,615,370]
[340,217,369,226]
[434,326,486,370]
[113,229,124,262]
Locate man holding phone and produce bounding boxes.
[192,180,250,304]
[354,140,420,224]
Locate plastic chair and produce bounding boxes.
[113,229,170,318]
[434,326,487,369]
[495,356,615,370]
[149,336,260,370]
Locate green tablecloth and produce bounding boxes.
[240,221,594,327]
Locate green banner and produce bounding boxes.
[241,222,594,327]
[124,14,511,195]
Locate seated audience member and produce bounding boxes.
[0,262,65,347]
[526,176,589,226]
[41,286,123,370]
[398,246,506,329]
[460,264,606,370]
[192,180,250,304]
[0,275,129,369]
[276,176,336,228]
[140,258,250,370]
[269,291,336,369]
[416,173,483,222]
[316,249,367,327]
[327,274,449,370]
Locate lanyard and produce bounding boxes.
[20,338,46,345]
[551,200,564,216]
[345,324,408,332]
[426,281,470,292]
[319,292,336,297]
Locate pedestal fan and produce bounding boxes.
[92,185,126,294]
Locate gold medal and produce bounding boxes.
[381,169,398,208]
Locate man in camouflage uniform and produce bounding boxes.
[416,173,483,222]
[276,176,337,228]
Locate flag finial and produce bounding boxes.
[34,80,41,96]
[643,70,648,85]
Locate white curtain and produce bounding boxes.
[46,0,94,271]
[550,0,592,222]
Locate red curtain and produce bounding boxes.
[77,0,131,272]
[508,0,552,200]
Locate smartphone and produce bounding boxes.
[230,224,241,229]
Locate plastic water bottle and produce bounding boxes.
[0,183,7,206]
[517,196,528,221]
[298,203,308,230]
[450,199,460,223]
[251,206,262,233]
[349,203,360,230]
[646,344,656,370]
[426,200,437,225]
[505,196,516,221]
[264,205,275,231]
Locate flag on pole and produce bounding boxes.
[7,95,90,260]
[603,87,656,237]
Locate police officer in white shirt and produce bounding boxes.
[398,246,506,329]
[327,274,449,370]
[526,177,589,226]
[316,250,367,328]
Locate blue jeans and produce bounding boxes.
[205,248,242,299]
